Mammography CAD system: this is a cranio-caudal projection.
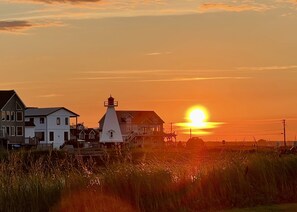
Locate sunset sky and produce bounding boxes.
[1,0,297,141]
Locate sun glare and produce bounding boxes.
[187,106,209,128]
[175,105,222,136]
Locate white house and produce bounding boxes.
[25,107,79,149]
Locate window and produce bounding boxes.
[89,132,95,139]
[56,117,61,125]
[6,111,10,121]
[11,112,15,121]
[1,126,5,137]
[64,132,69,141]
[11,127,15,136]
[6,127,10,136]
[1,111,5,121]
[16,111,23,122]
[16,126,23,136]
[79,131,85,140]
[29,118,34,123]
[40,117,45,124]
[49,132,54,141]
[65,117,69,125]
[108,130,114,139]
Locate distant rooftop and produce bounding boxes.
[99,110,164,125]
[25,107,79,117]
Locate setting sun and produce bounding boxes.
[175,105,223,136]
[187,106,209,128]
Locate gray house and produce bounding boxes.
[99,110,165,143]
[0,90,26,146]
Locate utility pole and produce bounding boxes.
[170,122,173,142]
[283,119,286,147]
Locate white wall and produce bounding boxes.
[26,109,75,149]
[24,126,35,144]
[25,126,35,138]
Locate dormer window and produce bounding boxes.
[89,131,96,139]
[79,131,85,140]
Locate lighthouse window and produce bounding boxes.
[108,130,115,139]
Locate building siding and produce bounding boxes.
[0,94,25,144]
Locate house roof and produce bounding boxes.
[85,128,99,134]
[0,90,16,110]
[0,90,26,110]
[25,107,79,117]
[70,128,99,135]
[99,110,164,125]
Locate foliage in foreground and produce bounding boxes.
[101,153,297,211]
[1,148,297,211]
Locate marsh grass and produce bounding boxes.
[101,150,297,211]
[0,150,94,212]
[1,148,297,211]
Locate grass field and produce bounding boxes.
[1,145,297,211]
[223,203,297,212]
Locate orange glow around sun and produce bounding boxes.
[187,106,209,128]
[175,105,223,136]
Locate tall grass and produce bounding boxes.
[101,151,297,211]
[0,150,93,212]
[1,148,297,211]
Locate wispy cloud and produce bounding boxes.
[37,94,63,98]
[2,0,287,34]
[13,0,102,4]
[71,76,133,81]
[0,81,32,86]
[176,121,224,129]
[138,98,198,103]
[175,121,224,135]
[80,70,171,74]
[74,70,252,83]
[140,76,251,82]
[146,52,172,56]
[238,65,297,71]
[0,20,62,33]
[0,20,31,32]
[199,3,271,12]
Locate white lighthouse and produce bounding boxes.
[100,96,123,144]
